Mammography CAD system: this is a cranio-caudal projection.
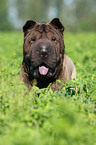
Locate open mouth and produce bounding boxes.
[30,64,57,78]
[30,58,61,79]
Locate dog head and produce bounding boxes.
[22,18,65,81]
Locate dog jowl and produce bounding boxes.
[20,18,76,90]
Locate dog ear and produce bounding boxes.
[50,18,64,34]
[23,20,36,34]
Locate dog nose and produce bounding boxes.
[40,46,48,57]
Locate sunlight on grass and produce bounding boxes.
[0,32,96,145]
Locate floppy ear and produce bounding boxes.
[23,20,36,34]
[50,18,64,34]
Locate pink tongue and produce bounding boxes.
[39,66,49,75]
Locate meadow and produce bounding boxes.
[0,32,96,145]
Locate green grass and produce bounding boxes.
[0,31,96,145]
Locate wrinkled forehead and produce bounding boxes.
[35,23,53,33]
[26,23,62,38]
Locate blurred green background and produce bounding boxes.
[0,0,96,31]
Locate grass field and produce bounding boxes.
[0,32,96,145]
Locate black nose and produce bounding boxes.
[40,45,48,57]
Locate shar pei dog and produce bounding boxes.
[20,18,76,91]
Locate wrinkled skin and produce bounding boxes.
[20,18,76,90]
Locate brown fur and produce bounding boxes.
[20,18,76,91]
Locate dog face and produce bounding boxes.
[22,18,65,81]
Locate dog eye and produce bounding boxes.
[52,37,57,43]
[29,38,36,44]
